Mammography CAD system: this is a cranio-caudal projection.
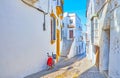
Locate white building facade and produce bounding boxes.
[86,0,120,78]
[0,0,63,78]
[61,13,85,59]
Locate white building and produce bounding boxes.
[61,12,85,59]
[86,0,120,78]
[0,0,63,78]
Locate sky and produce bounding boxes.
[64,0,86,29]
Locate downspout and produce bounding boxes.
[21,0,49,31]
[90,0,111,20]
[97,0,111,17]
[91,1,109,19]
[90,0,111,37]
[90,13,98,21]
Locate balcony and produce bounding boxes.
[67,25,75,28]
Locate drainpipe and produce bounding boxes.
[90,13,98,21]
[90,0,111,20]
[97,0,111,17]
[21,0,49,31]
[90,1,111,20]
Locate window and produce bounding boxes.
[69,30,73,38]
[70,19,73,24]
[63,23,64,27]
[51,17,56,44]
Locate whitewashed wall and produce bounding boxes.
[68,40,75,58]
[63,13,69,39]
[0,0,55,78]
[109,5,120,78]
[86,0,94,60]
[75,15,83,55]
[99,31,109,71]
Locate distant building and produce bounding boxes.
[86,0,120,78]
[0,0,63,78]
[61,12,85,59]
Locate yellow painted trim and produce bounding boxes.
[56,19,59,26]
[60,15,63,20]
[56,6,62,17]
[50,13,56,19]
[50,10,56,18]
[56,54,59,62]
[56,29,60,62]
[51,40,55,44]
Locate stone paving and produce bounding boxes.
[79,66,106,78]
[25,56,106,78]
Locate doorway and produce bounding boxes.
[95,46,100,69]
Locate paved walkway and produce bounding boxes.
[25,56,106,78]
[79,66,105,78]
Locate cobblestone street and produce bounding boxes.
[25,56,106,78]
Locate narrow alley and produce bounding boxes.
[25,56,105,78]
[0,0,120,78]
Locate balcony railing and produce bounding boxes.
[67,25,75,28]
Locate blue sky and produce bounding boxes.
[64,0,86,26]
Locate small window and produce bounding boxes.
[51,17,56,44]
[70,19,73,24]
[69,30,73,38]
[63,23,64,27]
